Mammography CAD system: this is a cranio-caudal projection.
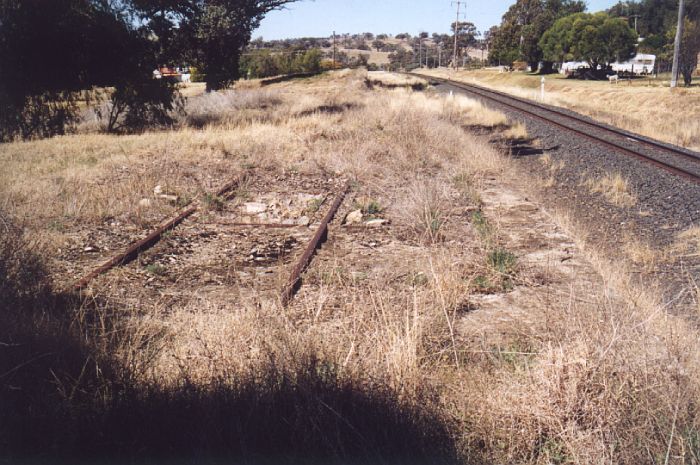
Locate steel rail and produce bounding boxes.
[435,76,700,163]
[70,172,248,291]
[418,74,700,184]
[280,182,350,306]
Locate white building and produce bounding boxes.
[611,53,655,75]
[559,53,656,76]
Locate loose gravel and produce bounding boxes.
[433,81,700,313]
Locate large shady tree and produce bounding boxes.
[488,0,586,71]
[0,0,297,141]
[132,0,300,91]
[540,12,638,75]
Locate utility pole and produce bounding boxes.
[332,31,337,68]
[419,38,423,68]
[452,1,466,69]
[630,14,640,33]
[438,43,442,67]
[671,0,685,88]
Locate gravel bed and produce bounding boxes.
[433,81,700,313]
[450,81,700,177]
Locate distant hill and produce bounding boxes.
[249,32,489,68]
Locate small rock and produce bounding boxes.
[153,185,163,195]
[159,194,178,203]
[297,216,310,226]
[84,246,95,252]
[244,202,267,214]
[138,198,151,208]
[345,209,363,225]
[365,218,388,227]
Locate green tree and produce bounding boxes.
[540,12,638,75]
[488,0,586,71]
[132,0,300,91]
[0,0,181,140]
[676,18,700,85]
[607,0,700,71]
[451,21,479,61]
[388,48,415,71]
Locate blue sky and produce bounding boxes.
[254,0,621,40]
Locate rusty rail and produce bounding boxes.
[70,172,248,291]
[210,220,303,229]
[280,182,350,306]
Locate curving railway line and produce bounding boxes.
[413,73,700,184]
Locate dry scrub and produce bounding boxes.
[366,71,428,89]
[2,70,700,464]
[583,172,637,207]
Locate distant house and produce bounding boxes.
[153,66,191,83]
[559,53,656,76]
[611,54,655,75]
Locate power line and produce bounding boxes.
[332,31,337,68]
[452,1,466,69]
[670,0,685,88]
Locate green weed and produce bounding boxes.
[145,263,166,276]
[203,193,225,211]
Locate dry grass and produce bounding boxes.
[416,68,700,151]
[502,122,529,139]
[3,69,700,464]
[674,226,700,258]
[623,236,665,270]
[583,172,637,207]
[366,71,428,89]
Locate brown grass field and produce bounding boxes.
[2,70,700,464]
[417,68,700,152]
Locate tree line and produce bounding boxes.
[487,0,700,84]
[0,0,298,142]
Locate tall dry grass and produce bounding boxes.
[2,70,700,464]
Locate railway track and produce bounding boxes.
[415,73,700,184]
[71,171,352,307]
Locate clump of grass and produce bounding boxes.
[471,248,518,293]
[306,196,325,214]
[402,180,448,243]
[584,172,637,207]
[487,248,517,275]
[352,197,383,217]
[364,200,382,216]
[471,210,492,239]
[366,72,428,90]
[203,193,225,211]
[453,172,482,206]
[673,226,700,258]
[539,153,565,173]
[145,263,167,275]
[501,122,529,140]
[623,236,664,270]
[184,89,283,128]
[443,94,509,128]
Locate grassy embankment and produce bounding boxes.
[1,70,700,464]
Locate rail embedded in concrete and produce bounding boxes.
[280,182,350,306]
